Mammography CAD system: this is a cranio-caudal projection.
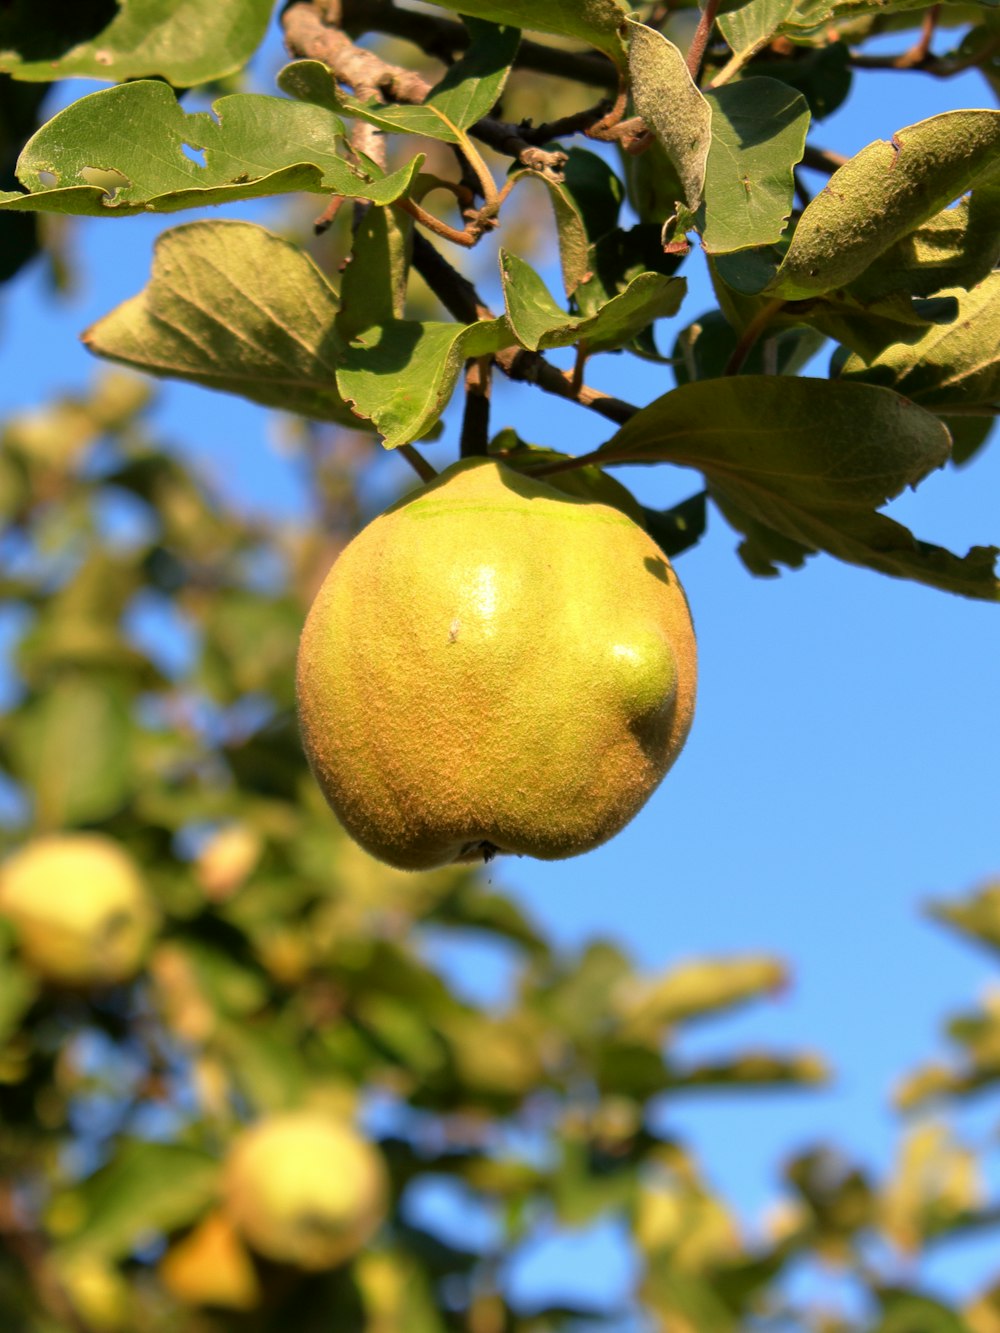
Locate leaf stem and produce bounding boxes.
[723,301,786,376]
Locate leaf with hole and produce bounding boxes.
[0,81,422,218]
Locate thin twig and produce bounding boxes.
[848,25,999,75]
[410,234,639,430]
[723,300,786,376]
[898,3,941,67]
[686,0,722,82]
[338,0,618,88]
[800,143,849,175]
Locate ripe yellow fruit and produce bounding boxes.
[297,458,696,870]
[0,833,155,986]
[222,1111,387,1270]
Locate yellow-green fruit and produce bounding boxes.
[297,458,696,871]
[222,1111,387,1270]
[0,833,155,986]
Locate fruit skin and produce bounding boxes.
[297,458,696,871]
[222,1111,387,1271]
[0,833,155,986]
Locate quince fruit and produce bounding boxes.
[223,1111,386,1270]
[0,833,155,986]
[297,458,696,870]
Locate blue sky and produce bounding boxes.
[1,13,998,1319]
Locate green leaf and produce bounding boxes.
[781,0,963,33]
[337,205,412,342]
[0,0,273,86]
[84,221,362,427]
[871,1289,973,1333]
[839,275,1000,413]
[336,317,515,448]
[0,81,424,218]
[424,18,521,127]
[626,18,712,212]
[764,110,1000,299]
[280,20,520,140]
[927,880,1000,958]
[749,43,853,121]
[536,147,625,297]
[10,676,132,828]
[617,956,788,1034]
[500,249,685,353]
[53,1141,220,1261]
[0,959,38,1047]
[847,185,1000,305]
[216,1019,308,1112]
[641,492,708,559]
[489,430,646,525]
[665,1050,829,1090]
[598,376,1000,598]
[701,79,810,254]
[421,0,629,63]
[718,0,796,70]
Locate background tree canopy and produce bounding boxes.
[0,1,998,1329]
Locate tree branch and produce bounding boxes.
[336,0,618,89]
[281,2,587,182]
[410,234,638,430]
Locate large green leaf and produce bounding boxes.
[84,221,361,426]
[765,111,1000,298]
[840,276,1000,414]
[422,0,629,63]
[52,1141,220,1261]
[500,249,685,353]
[0,0,273,87]
[279,18,520,141]
[626,18,711,213]
[847,185,1000,305]
[701,79,809,254]
[0,81,423,218]
[336,317,515,448]
[598,377,1000,598]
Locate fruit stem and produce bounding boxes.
[460,358,492,457]
[398,445,438,482]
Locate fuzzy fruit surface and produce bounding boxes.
[297,458,697,871]
[223,1111,387,1270]
[0,833,155,986]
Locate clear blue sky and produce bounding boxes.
[1,16,998,1321]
